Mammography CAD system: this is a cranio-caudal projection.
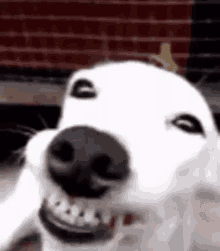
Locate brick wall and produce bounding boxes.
[0,0,192,74]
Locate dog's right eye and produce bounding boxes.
[172,114,204,135]
[71,79,97,99]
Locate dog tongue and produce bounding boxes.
[103,214,136,235]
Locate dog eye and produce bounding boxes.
[71,79,97,99]
[172,114,204,135]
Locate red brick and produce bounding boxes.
[5,2,129,18]
[138,22,190,38]
[0,19,23,33]
[138,41,161,53]
[29,19,87,34]
[0,3,16,15]
[26,37,55,49]
[169,5,191,20]
[20,53,31,62]
[109,54,146,61]
[59,53,105,66]
[174,57,188,68]
[0,51,15,61]
[0,1,192,72]
[136,5,169,20]
[45,54,60,64]
[135,0,168,2]
[33,52,45,62]
[109,40,161,54]
[62,2,132,18]
[23,19,51,33]
[106,23,139,37]
[166,24,191,37]
[105,22,117,36]
[26,37,49,48]
[0,36,26,47]
[20,19,191,39]
[171,41,190,53]
[109,40,131,52]
[138,23,155,37]
[18,52,45,63]
[0,2,191,20]
[83,20,102,35]
[56,37,103,50]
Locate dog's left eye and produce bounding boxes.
[172,114,204,135]
[71,79,97,99]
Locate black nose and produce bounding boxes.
[47,126,129,198]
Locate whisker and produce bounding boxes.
[0,128,34,138]
[16,124,37,135]
[37,112,49,129]
[12,146,26,155]
[196,64,220,87]
[15,151,26,166]
[196,73,210,88]
[9,145,27,166]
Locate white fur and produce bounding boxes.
[1,61,220,250]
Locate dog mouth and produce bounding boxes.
[39,190,137,244]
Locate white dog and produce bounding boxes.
[1,61,220,251]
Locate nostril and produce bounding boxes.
[50,140,74,162]
[91,154,124,180]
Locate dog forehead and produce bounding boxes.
[66,61,149,94]
[65,61,209,115]
[58,61,216,137]
[67,61,193,95]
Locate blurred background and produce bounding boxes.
[0,0,220,250]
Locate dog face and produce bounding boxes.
[25,61,220,250]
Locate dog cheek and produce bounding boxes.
[113,135,206,209]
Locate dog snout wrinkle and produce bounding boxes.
[47,126,129,198]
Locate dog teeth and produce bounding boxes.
[54,199,69,214]
[76,216,85,227]
[90,217,100,227]
[48,193,60,207]
[46,194,120,230]
[71,200,84,216]
[61,213,72,223]
[84,204,96,224]
[84,210,95,223]
[68,214,77,225]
